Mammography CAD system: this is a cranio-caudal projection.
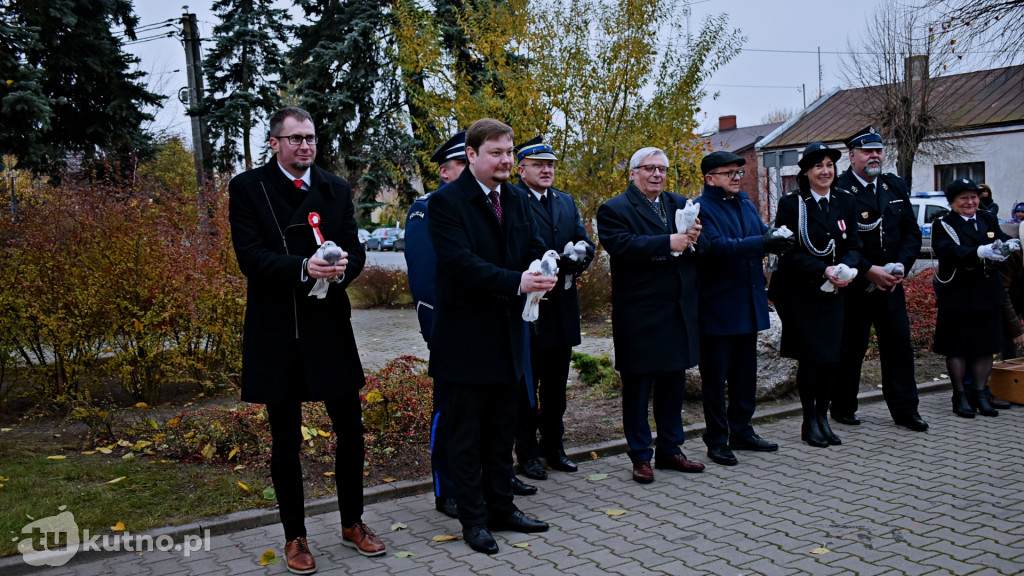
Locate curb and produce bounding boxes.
[0,379,952,574]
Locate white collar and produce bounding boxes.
[278,163,310,188]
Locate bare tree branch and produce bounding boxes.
[922,0,1024,65]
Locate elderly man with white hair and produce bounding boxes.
[596,147,705,484]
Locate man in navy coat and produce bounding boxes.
[694,151,791,467]
[596,147,706,485]
[229,106,384,573]
[512,136,595,481]
[427,118,554,555]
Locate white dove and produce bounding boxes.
[866,262,905,293]
[522,250,560,322]
[308,240,345,299]
[820,262,858,293]
[561,240,589,290]
[672,199,701,256]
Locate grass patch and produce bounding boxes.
[571,351,620,399]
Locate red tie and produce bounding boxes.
[293,179,304,189]
[489,190,503,225]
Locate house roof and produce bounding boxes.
[706,121,784,154]
[759,64,1024,150]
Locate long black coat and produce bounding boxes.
[932,209,1010,310]
[596,185,700,374]
[427,168,549,385]
[523,184,595,349]
[768,186,862,361]
[229,157,366,404]
[834,170,920,310]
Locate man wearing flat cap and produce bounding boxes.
[833,126,927,432]
[512,135,595,481]
[695,151,792,466]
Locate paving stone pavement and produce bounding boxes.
[7,308,1023,575]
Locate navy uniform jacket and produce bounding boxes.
[834,170,921,309]
[427,168,549,385]
[932,210,1010,310]
[405,187,441,342]
[229,157,366,404]
[694,184,770,336]
[522,184,595,348]
[596,185,700,374]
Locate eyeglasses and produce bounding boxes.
[709,169,745,179]
[274,134,317,146]
[636,165,669,174]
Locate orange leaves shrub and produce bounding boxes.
[360,356,433,458]
[348,264,411,308]
[904,267,937,352]
[577,254,611,319]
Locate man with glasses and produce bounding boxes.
[229,106,385,574]
[596,147,705,484]
[694,151,793,467]
[512,136,595,482]
[832,126,928,432]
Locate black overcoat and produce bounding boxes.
[932,209,1010,310]
[596,185,700,374]
[427,168,549,385]
[228,157,366,404]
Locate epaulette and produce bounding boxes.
[834,187,854,196]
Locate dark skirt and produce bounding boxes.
[775,302,844,362]
[933,307,1002,356]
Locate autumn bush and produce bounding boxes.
[360,355,433,458]
[577,253,612,319]
[905,267,937,352]
[348,264,412,308]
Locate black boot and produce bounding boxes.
[970,390,999,417]
[801,415,828,448]
[817,412,842,445]
[952,391,976,418]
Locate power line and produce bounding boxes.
[123,32,178,46]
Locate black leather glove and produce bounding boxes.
[559,257,582,276]
[762,232,795,254]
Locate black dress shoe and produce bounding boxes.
[894,414,929,432]
[729,434,779,452]
[521,458,548,480]
[817,414,842,446]
[831,413,861,426]
[463,525,498,554]
[487,509,549,533]
[511,476,538,496]
[435,497,458,519]
[707,445,738,466]
[989,395,1012,410]
[544,451,578,473]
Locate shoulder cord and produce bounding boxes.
[933,220,958,284]
[798,195,836,258]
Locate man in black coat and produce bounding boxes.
[596,147,706,485]
[512,135,595,481]
[228,107,384,573]
[832,126,928,432]
[427,118,555,555]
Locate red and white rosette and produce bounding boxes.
[308,212,325,246]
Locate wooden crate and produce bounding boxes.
[990,358,1024,404]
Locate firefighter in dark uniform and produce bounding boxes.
[832,126,928,432]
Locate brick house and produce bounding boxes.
[703,115,784,221]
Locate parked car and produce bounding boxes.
[909,191,950,255]
[392,229,406,252]
[358,229,370,251]
[368,227,403,251]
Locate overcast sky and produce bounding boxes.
[130,0,922,142]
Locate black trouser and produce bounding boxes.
[430,379,456,499]
[835,288,919,419]
[699,333,758,447]
[266,393,364,541]
[444,378,520,528]
[515,345,572,461]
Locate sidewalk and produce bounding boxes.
[7,309,1024,575]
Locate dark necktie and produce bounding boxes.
[293,179,304,189]
[489,190,503,225]
[866,183,875,196]
[968,217,977,231]
[540,193,548,207]
[819,197,829,214]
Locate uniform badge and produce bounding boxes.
[838,219,847,239]
[861,211,870,219]
[987,232,995,238]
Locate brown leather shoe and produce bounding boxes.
[341,522,386,557]
[632,460,654,484]
[284,537,317,575]
[654,453,705,473]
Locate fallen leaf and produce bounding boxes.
[134,402,149,409]
[383,477,396,483]
[46,455,66,460]
[432,534,459,542]
[200,443,216,460]
[317,430,330,437]
[259,550,279,566]
[590,451,599,460]
[390,522,408,531]
[0,484,4,488]
[111,522,125,531]
[605,509,627,516]
[81,450,97,455]
[228,447,238,461]
[26,514,34,520]
[166,418,180,428]
[587,473,609,482]
[117,440,132,447]
[263,487,276,500]
[233,465,246,471]
[393,551,414,558]
[121,453,135,461]
[513,542,530,548]
[105,476,127,485]
[1,428,12,432]
[237,481,250,491]
[301,426,312,441]
[323,471,335,477]
[363,470,370,477]
[99,448,113,455]
[0,476,8,481]
[811,547,830,555]
[132,441,152,451]
[147,419,159,430]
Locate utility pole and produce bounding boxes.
[181,11,211,229]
